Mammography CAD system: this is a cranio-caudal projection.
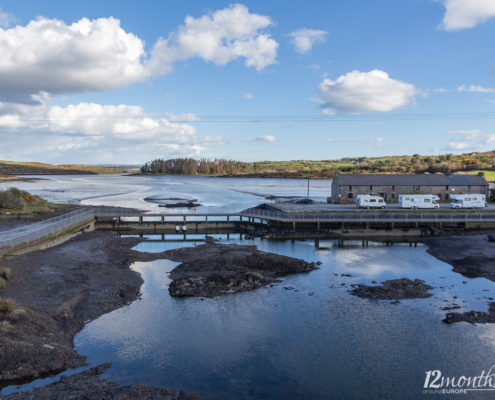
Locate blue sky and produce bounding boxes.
[0,0,494,164]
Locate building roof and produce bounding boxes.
[333,173,488,186]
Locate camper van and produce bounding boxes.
[354,195,386,209]
[399,194,440,209]
[450,194,487,209]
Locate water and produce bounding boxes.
[2,175,495,398]
[71,239,495,399]
[0,174,331,212]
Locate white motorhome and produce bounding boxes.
[398,194,440,209]
[450,194,487,209]
[354,195,386,209]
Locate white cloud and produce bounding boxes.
[440,0,495,31]
[0,8,14,28]
[253,135,275,143]
[317,70,417,114]
[0,101,220,163]
[46,103,196,141]
[443,129,495,151]
[287,28,327,54]
[149,4,278,73]
[0,16,149,103]
[0,5,278,104]
[241,91,254,99]
[458,84,495,93]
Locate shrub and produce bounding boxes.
[0,277,5,291]
[0,268,11,281]
[0,189,27,210]
[0,298,16,313]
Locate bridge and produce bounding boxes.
[2,204,495,252]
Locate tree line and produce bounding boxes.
[140,151,495,178]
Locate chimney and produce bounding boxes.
[478,172,485,177]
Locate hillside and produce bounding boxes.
[140,151,495,179]
[0,161,126,175]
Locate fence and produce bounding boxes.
[240,207,495,223]
[0,208,95,248]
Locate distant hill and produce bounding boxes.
[139,151,495,180]
[0,161,127,175]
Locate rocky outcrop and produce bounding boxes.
[350,278,434,300]
[168,243,318,298]
[2,363,202,400]
[443,302,495,324]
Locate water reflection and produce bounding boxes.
[69,237,495,400]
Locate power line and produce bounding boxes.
[3,111,495,123]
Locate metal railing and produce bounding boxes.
[0,208,94,248]
[240,207,495,223]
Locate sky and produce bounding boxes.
[0,0,494,164]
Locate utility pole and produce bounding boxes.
[307,166,310,198]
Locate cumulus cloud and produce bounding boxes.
[0,5,278,104]
[317,70,417,114]
[0,101,229,162]
[252,135,275,143]
[287,28,327,54]
[440,0,495,31]
[0,8,14,28]
[458,84,495,93]
[148,4,278,73]
[444,129,495,151]
[0,16,149,103]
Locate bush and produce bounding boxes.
[0,189,27,210]
[0,268,11,281]
[0,298,16,313]
[0,277,5,291]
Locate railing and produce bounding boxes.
[0,208,94,248]
[240,207,495,223]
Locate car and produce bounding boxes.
[296,198,315,204]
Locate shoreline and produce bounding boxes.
[1,229,495,396]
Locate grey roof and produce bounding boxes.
[333,173,488,186]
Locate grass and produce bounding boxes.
[462,170,495,181]
[0,298,17,313]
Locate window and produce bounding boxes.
[445,194,449,200]
[414,185,420,191]
[370,199,376,203]
[468,186,471,192]
[391,193,396,199]
[446,185,449,190]
[349,185,352,190]
[425,199,430,203]
[348,193,353,199]
[392,185,395,191]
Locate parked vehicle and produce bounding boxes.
[450,194,487,209]
[354,195,386,209]
[398,194,440,209]
[296,198,315,204]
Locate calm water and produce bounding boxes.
[2,175,495,399]
[0,174,331,212]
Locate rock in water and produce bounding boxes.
[168,243,318,298]
[443,302,495,324]
[350,278,434,300]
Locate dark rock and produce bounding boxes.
[350,278,434,300]
[443,302,495,324]
[441,305,461,311]
[488,234,495,242]
[1,363,202,400]
[167,243,317,298]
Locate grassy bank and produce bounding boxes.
[0,188,72,215]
